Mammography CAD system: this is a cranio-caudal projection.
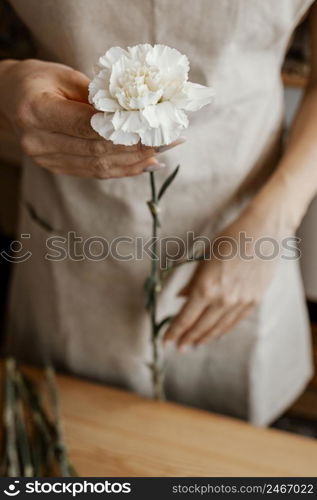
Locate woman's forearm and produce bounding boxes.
[251,5,317,232]
[0,59,22,151]
[0,59,19,106]
[251,82,317,231]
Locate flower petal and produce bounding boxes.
[139,127,181,147]
[88,70,110,101]
[109,130,140,146]
[127,44,153,63]
[128,89,163,109]
[91,89,122,112]
[98,47,129,69]
[88,68,119,113]
[112,110,145,133]
[171,82,214,111]
[90,112,114,139]
[146,45,189,76]
[142,101,188,129]
[141,101,188,146]
[145,45,190,101]
[146,44,189,92]
[91,112,139,145]
[109,55,132,98]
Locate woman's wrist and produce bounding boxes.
[0,59,19,83]
[0,59,20,116]
[247,170,301,234]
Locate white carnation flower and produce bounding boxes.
[89,44,214,147]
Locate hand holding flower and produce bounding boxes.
[0,59,165,178]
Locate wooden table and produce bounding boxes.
[50,373,317,477]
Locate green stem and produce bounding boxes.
[148,172,165,400]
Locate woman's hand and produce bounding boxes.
[0,59,170,178]
[163,2,317,350]
[163,193,295,348]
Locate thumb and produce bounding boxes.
[58,67,91,104]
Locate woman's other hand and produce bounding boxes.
[163,190,296,348]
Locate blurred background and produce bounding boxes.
[0,1,316,437]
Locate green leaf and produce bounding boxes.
[144,276,156,309]
[156,316,174,334]
[145,361,164,376]
[158,165,180,200]
[144,276,153,294]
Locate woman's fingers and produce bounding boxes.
[111,156,161,178]
[177,304,227,348]
[211,303,254,339]
[23,130,156,160]
[32,153,160,179]
[23,130,184,178]
[194,303,254,345]
[31,94,100,139]
[163,293,206,344]
[22,128,184,159]
[22,131,106,156]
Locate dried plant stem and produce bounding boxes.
[45,365,73,477]
[1,360,76,477]
[20,373,55,475]
[147,172,165,400]
[14,374,33,477]
[3,358,20,477]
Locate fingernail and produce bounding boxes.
[178,344,189,353]
[144,162,166,172]
[155,137,186,153]
[212,331,222,341]
[164,340,173,348]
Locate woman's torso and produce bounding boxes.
[5,0,314,425]
[8,0,314,239]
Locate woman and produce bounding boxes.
[0,0,316,426]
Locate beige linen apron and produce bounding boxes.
[5,0,314,425]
